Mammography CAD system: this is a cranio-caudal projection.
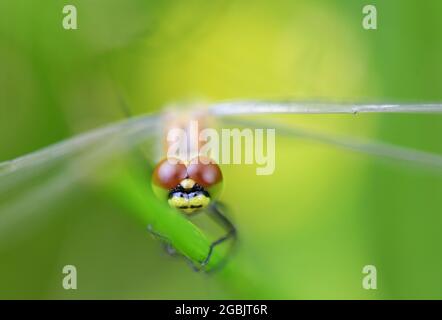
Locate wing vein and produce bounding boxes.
[210,101,442,115]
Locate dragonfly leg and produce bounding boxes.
[147,224,169,241]
[147,224,177,256]
[200,202,237,271]
[148,224,205,271]
[147,204,237,273]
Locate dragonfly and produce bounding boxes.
[1,101,442,271]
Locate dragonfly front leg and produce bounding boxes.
[147,201,237,273]
[200,202,237,271]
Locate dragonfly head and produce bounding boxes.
[152,157,223,214]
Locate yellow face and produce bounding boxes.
[167,178,211,214]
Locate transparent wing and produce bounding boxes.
[2,100,442,186]
[2,100,441,179]
[209,100,442,115]
[0,114,161,242]
[220,117,442,172]
[0,114,161,188]
[210,100,442,171]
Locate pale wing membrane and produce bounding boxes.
[0,152,104,242]
[0,114,161,189]
[221,117,442,171]
[2,101,441,179]
[210,101,442,115]
[0,114,161,242]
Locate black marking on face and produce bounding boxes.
[178,205,203,209]
[168,183,210,199]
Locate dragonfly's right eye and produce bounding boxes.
[152,158,187,190]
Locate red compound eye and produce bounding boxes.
[187,156,223,188]
[152,158,188,189]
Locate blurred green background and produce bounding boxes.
[0,0,442,299]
